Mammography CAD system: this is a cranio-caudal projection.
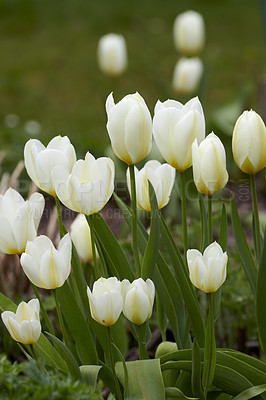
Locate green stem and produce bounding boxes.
[55,196,64,239]
[53,289,69,345]
[129,164,141,277]
[107,327,123,400]
[250,174,261,259]
[30,343,37,360]
[180,171,188,257]
[208,195,212,244]
[138,324,148,360]
[203,293,215,398]
[86,215,100,280]
[31,282,54,335]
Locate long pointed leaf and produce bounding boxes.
[233,384,266,400]
[231,197,257,295]
[256,228,266,353]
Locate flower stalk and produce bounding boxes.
[250,174,261,260]
[129,164,141,277]
[180,171,188,257]
[86,215,100,280]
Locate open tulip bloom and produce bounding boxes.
[153,97,205,172]
[0,188,44,254]
[24,135,76,196]
[126,160,175,211]
[1,299,41,344]
[187,242,228,293]
[106,92,153,165]
[51,151,115,215]
[20,234,72,289]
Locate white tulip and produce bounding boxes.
[24,135,76,196]
[51,152,114,215]
[1,299,41,344]
[153,96,205,172]
[97,33,127,77]
[0,188,44,255]
[121,278,155,325]
[232,110,266,174]
[187,242,228,293]
[106,92,153,165]
[87,277,123,327]
[172,57,203,95]
[20,234,72,289]
[126,160,175,211]
[192,132,228,195]
[70,214,94,263]
[173,10,205,56]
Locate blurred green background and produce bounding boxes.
[0,0,265,169]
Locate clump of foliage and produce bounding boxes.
[0,355,103,400]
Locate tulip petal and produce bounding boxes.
[0,188,25,224]
[0,215,17,254]
[7,317,22,342]
[24,139,45,187]
[40,248,67,289]
[94,291,123,326]
[12,202,37,254]
[20,320,41,344]
[51,165,74,210]
[20,253,44,288]
[124,287,150,325]
[28,192,45,231]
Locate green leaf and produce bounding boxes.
[231,196,257,295]
[115,359,165,400]
[92,212,135,281]
[46,332,81,380]
[165,387,198,399]
[160,213,205,347]
[233,384,266,400]
[256,228,266,353]
[191,339,204,400]
[221,349,266,374]
[79,365,102,388]
[57,282,98,365]
[141,181,160,280]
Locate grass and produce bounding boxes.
[0,0,265,170]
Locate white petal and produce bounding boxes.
[40,248,68,289]
[28,192,45,232]
[24,139,45,186]
[0,215,17,254]
[124,287,150,325]
[20,253,44,288]
[12,201,37,254]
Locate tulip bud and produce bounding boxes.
[97,33,127,77]
[106,92,153,165]
[0,188,44,255]
[126,160,175,211]
[24,135,76,196]
[87,277,123,326]
[187,242,228,293]
[173,10,205,56]
[121,278,155,325]
[172,57,203,95]
[51,152,115,215]
[232,110,266,174]
[20,234,72,289]
[153,97,205,172]
[70,214,94,263]
[192,132,228,195]
[1,299,41,344]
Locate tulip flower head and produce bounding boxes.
[97,33,127,77]
[20,234,72,289]
[24,135,76,196]
[0,188,44,255]
[70,214,94,263]
[173,10,205,56]
[153,97,205,172]
[187,242,228,293]
[172,57,203,95]
[87,277,123,327]
[192,132,228,196]
[1,299,41,344]
[126,160,175,211]
[106,92,153,165]
[232,110,266,175]
[121,278,155,325]
[51,152,114,215]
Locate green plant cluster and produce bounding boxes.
[0,355,102,400]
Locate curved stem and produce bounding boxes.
[55,196,64,239]
[203,293,216,398]
[208,195,212,244]
[87,215,100,280]
[129,164,141,277]
[31,282,54,335]
[250,174,261,260]
[107,327,123,400]
[53,289,69,346]
[180,171,188,257]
